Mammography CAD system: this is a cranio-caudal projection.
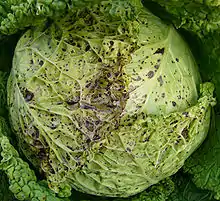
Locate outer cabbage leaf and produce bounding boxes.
[143,0,220,37]
[0,0,103,35]
[0,117,69,201]
[0,71,9,117]
[197,31,220,110]
[120,178,174,201]
[0,171,16,201]
[183,115,220,200]
[8,0,216,198]
[168,171,216,201]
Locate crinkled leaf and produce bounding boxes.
[7,0,215,198]
[183,115,220,200]
[169,171,216,201]
[0,71,9,117]
[0,171,16,201]
[71,177,174,201]
[0,0,103,35]
[143,0,220,37]
[0,117,69,201]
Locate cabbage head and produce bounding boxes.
[7,0,216,198]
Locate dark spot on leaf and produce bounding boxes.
[86,138,91,144]
[110,41,114,46]
[80,104,95,110]
[170,120,178,125]
[85,45,90,51]
[126,147,131,152]
[143,136,150,142]
[147,71,154,79]
[32,126,39,138]
[50,124,58,129]
[181,127,189,138]
[154,48,165,55]
[114,72,120,77]
[172,101,176,107]
[49,167,55,174]
[67,145,74,151]
[66,154,70,161]
[182,112,189,117]
[85,82,92,88]
[157,76,163,86]
[38,148,47,160]
[93,135,101,141]
[132,76,141,81]
[154,64,160,69]
[66,97,80,105]
[39,60,44,66]
[24,89,34,102]
[85,121,95,132]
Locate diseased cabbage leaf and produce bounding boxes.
[143,1,220,199]
[0,0,103,35]
[0,0,218,200]
[143,0,220,110]
[71,177,174,201]
[7,0,215,198]
[0,116,69,201]
[71,172,216,201]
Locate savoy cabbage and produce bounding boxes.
[0,0,220,201]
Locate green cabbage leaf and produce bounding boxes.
[0,116,69,201]
[0,0,103,35]
[0,0,219,200]
[143,0,220,200]
[183,115,220,200]
[7,0,216,198]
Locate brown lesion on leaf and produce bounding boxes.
[154,47,165,55]
[181,127,189,139]
[23,89,34,102]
